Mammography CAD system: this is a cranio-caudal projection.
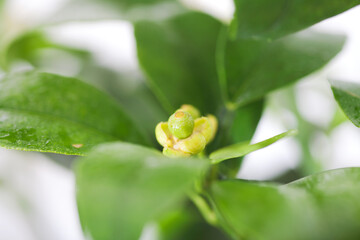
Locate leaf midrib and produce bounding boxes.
[338,88,360,100]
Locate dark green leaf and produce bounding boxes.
[209,100,264,178]
[1,29,166,145]
[0,71,146,155]
[210,129,297,164]
[76,60,168,146]
[210,168,360,240]
[135,12,223,114]
[222,31,345,106]
[217,100,264,178]
[76,142,208,240]
[228,100,264,144]
[3,31,167,146]
[230,0,359,40]
[158,203,232,240]
[330,80,360,127]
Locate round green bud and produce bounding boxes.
[180,104,201,119]
[168,110,194,139]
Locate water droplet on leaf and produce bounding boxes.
[72,144,84,148]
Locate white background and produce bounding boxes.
[1,0,360,239]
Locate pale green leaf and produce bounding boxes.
[210,168,360,240]
[210,130,297,164]
[331,80,360,127]
[76,142,208,240]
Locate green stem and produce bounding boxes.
[197,151,206,158]
[285,88,323,175]
[188,192,218,227]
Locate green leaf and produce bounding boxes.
[135,12,223,114]
[48,0,184,25]
[210,129,297,164]
[222,31,345,106]
[75,60,168,146]
[3,31,167,146]
[330,80,360,127]
[76,142,208,240]
[0,0,4,14]
[228,100,264,144]
[0,71,146,155]
[210,100,264,178]
[230,0,359,40]
[0,31,53,69]
[1,30,166,145]
[210,168,360,240]
[158,204,232,240]
[0,30,89,70]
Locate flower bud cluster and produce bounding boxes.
[155,104,218,157]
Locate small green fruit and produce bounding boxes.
[168,110,194,139]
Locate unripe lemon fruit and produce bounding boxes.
[168,110,194,139]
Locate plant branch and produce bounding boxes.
[188,191,218,227]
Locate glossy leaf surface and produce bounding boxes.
[135,12,222,114]
[331,80,360,127]
[76,142,208,240]
[222,31,345,106]
[3,30,166,146]
[211,168,360,240]
[230,0,359,40]
[210,130,297,164]
[0,71,145,155]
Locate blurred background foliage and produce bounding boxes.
[0,0,360,239]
